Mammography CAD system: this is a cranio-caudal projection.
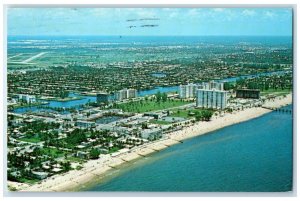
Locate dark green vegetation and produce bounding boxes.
[7,119,130,184]
[170,108,214,121]
[260,89,291,96]
[224,73,292,96]
[236,73,292,91]
[149,119,171,125]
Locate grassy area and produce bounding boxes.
[149,119,172,125]
[114,100,191,113]
[170,109,205,119]
[108,147,121,154]
[41,147,66,158]
[18,177,40,184]
[261,89,292,96]
[19,137,42,143]
[67,156,85,163]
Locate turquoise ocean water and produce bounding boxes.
[84,105,293,192]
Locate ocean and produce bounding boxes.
[83,105,293,192]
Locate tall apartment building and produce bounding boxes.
[127,89,137,99]
[179,83,199,99]
[196,89,228,110]
[115,88,137,101]
[202,81,224,91]
[179,81,224,99]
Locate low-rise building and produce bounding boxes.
[31,171,49,180]
[96,92,111,104]
[141,128,162,140]
[76,151,88,159]
[76,120,95,128]
[18,94,36,103]
[144,112,167,119]
[236,89,260,99]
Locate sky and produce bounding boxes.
[7,7,293,36]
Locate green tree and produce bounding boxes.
[162,93,168,102]
[89,148,100,159]
[155,91,162,102]
[62,161,72,171]
[202,110,213,121]
[141,122,148,129]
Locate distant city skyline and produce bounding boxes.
[8,8,292,36]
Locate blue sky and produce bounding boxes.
[7,8,293,36]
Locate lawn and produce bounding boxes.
[18,177,40,184]
[67,156,85,163]
[170,109,204,119]
[261,89,292,96]
[149,119,172,125]
[108,147,121,154]
[114,100,191,113]
[41,147,66,158]
[19,137,42,143]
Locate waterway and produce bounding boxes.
[83,105,293,192]
[12,70,289,114]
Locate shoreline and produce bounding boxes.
[10,94,292,192]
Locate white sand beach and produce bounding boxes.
[12,94,292,192]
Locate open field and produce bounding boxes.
[114,100,192,113]
[169,108,212,119]
[19,138,42,143]
[149,119,172,125]
[261,89,292,96]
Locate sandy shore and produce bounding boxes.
[12,94,292,192]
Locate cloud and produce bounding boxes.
[242,9,256,16]
[264,11,276,18]
[136,9,157,18]
[213,8,224,12]
[169,11,178,18]
[90,8,110,17]
[187,9,200,17]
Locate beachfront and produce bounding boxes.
[9,93,292,192]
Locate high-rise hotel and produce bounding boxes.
[179,81,225,99]
[179,83,199,99]
[195,81,228,110]
[196,89,227,109]
[115,88,137,101]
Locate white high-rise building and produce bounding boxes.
[201,81,224,91]
[127,89,137,99]
[115,88,137,101]
[179,83,199,99]
[196,89,227,109]
[179,81,224,99]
